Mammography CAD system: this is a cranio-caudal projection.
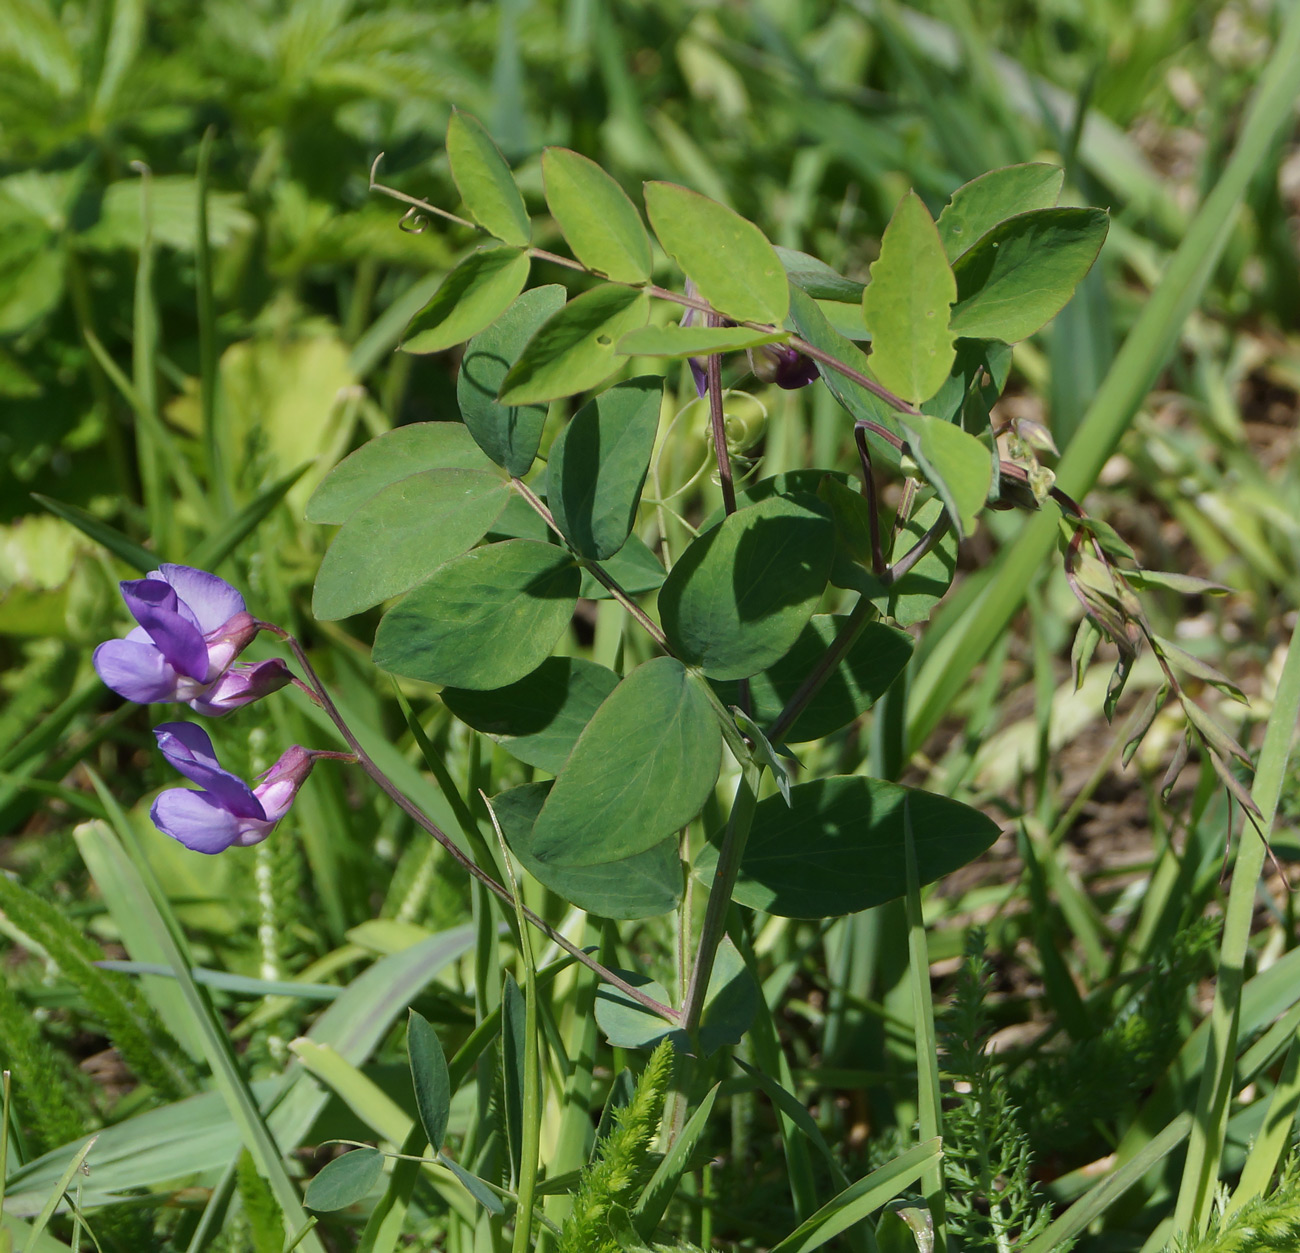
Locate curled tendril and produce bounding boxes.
[398,206,429,234]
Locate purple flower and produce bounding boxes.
[748,343,819,390]
[94,564,289,715]
[150,723,317,854]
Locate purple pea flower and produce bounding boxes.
[93,564,290,716]
[150,723,317,854]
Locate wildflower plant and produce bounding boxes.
[53,88,1300,1253]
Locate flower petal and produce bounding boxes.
[154,723,265,819]
[252,746,316,823]
[151,788,266,854]
[153,565,246,634]
[93,639,180,704]
[189,659,291,717]
[121,579,209,680]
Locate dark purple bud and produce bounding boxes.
[748,344,819,390]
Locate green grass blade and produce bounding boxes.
[185,463,308,571]
[22,1136,96,1247]
[906,2,1300,752]
[633,1081,719,1237]
[768,1139,942,1253]
[30,494,155,574]
[1173,610,1300,1236]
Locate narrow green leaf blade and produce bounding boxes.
[32,493,155,573]
[861,191,956,406]
[660,494,834,681]
[312,469,510,620]
[531,657,721,866]
[458,285,566,476]
[542,147,652,283]
[644,181,789,324]
[634,1084,721,1233]
[936,163,1064,261]
[447,109,530,246]
[949,207,1109,343]
[407,1010,451,1153]
[498,284,651,405]
[373,539,580,689]
[187,464,307,570]
[401,247,530,356]
[548,376,662,559]
[617,325,790,358]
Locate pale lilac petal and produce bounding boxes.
[199,612,260,680]
[151,788,269,854]
[154,565,246,634]
[154,723,264,819]
[688,356,708,398]
[252,746,315,822]
[189,660,292,717]
[93,639,180,704]
[121,580,209,680]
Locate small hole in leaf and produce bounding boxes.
[596,334,612,345]
[925,310,935,317]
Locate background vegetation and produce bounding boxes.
[2,1,1299,1251]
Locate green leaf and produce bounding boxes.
[373,539,580,689]
[493,782,682,921]
[439,1155,504,1215]
[305,1149,384,1212]
[768,1140,943,1253]
[898,411,991,538]
[530,657,721,866]
[786,288,904,467]
[633,1083,721,1235]
[949,207,1109,343]
[446,109,530,246]
[774,247,865,302]
[498,284,651,405]
[644,181,789,324]
[617,324,790,358]
[936,163,1064,261]
[577,535,666,599]
[441,657,619,773]
[697,775,999,918]
[312,469,510,620]
[547,376,662,560]
[401,246,530,355]
[305,423,493,525]
[457,285,566,476]
[542,147,652,283]
[31,493,155,573]
[659,494,834,681]
[593,937,755,1054]
[407,1010,450,1153]
[861,191,956,407]
[502,973,525,1182]
[712,615,913,743]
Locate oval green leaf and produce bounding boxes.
[659,494,834,681]
[446,109,530,246]
[313,469,510,620]
[936,163,1064,262]
[305,423,493,525]
[547,376,662,560]
[304,1147,384,1212]
[542,147,652,283]
[712,615,913,743]
[407,1009,450,1152]
[643,181,789,324]
[897,411,991,539]
[498,284,650,405]
[949,207,1109,343]
[458,285,567,476]
[699,775,1000,918]
[373,539,580,689]
[401,246,530,355]
[530,657,722,867]
[861,191,956,407]
[617,324,790,358]
[441,656,620,772]
[492,782,683,919]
